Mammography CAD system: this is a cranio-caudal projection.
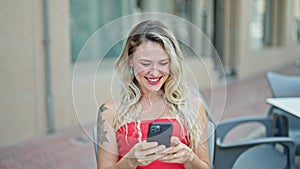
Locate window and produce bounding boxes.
[249,0,284,49]
[70,0,214,62]
[249,0,265,48]
[138,0,214,56]
[294,0,300,42]
[70,0,128,62]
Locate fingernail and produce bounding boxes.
[159,145,166,149]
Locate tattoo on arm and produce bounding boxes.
[97,104,109,144]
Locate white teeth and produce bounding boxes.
[147,77,159,82]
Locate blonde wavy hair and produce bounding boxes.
[114,20,204,153]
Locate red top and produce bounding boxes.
[116,118,189,169]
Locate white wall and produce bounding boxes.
[235,0,300,78]
[0,0,73,147]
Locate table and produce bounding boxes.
[266,97,300,118]
[266,97,300,154]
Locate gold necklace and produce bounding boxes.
[141,96,161,106]
[141,91,164,105]
[141,99,168,120]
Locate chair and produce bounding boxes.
[266,71,300,154]
[212,71,299,169]
[214,116,296,169]
[266,71,300,99]
[93,126,98,160]
[206,121,216,166]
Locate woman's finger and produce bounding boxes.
[137,140,159,150]
[159,138,184,155]
[170,136,181,146]
[159,150,192,163]
[143,144,166,156]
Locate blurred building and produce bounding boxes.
[0,0,299,147]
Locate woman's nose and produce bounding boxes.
[149,65,160,76]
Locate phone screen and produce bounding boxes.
[147,122,173,147]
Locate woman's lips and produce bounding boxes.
[145,76,162,85]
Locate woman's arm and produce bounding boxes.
[184,99,210,168]
[97,101,120,169]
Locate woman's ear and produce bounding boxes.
[128,55,133,67]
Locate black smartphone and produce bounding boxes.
[147,122,173,147]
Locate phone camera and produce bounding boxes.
[150,125,161,133]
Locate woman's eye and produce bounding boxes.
[160,62,169,65]
[141,63,150,66]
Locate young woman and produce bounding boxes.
[97,20,210,169]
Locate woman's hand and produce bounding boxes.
[124,140,166,167]
[159,136,195,163]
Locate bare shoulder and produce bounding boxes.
[188,94,208,119]
[189,94,205,109]
[97,99,118,125]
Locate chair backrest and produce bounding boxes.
[207,121,215,167]
[266,71,300,98]
[93,126,98,160]
[199,93,216,166]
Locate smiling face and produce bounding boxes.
[130,40,170,95]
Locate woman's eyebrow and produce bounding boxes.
[159,59,170,62]
[139,58,169,62]
[139,59,152,62]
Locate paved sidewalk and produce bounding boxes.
[0,124,96,169]
[0,63,299,169]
